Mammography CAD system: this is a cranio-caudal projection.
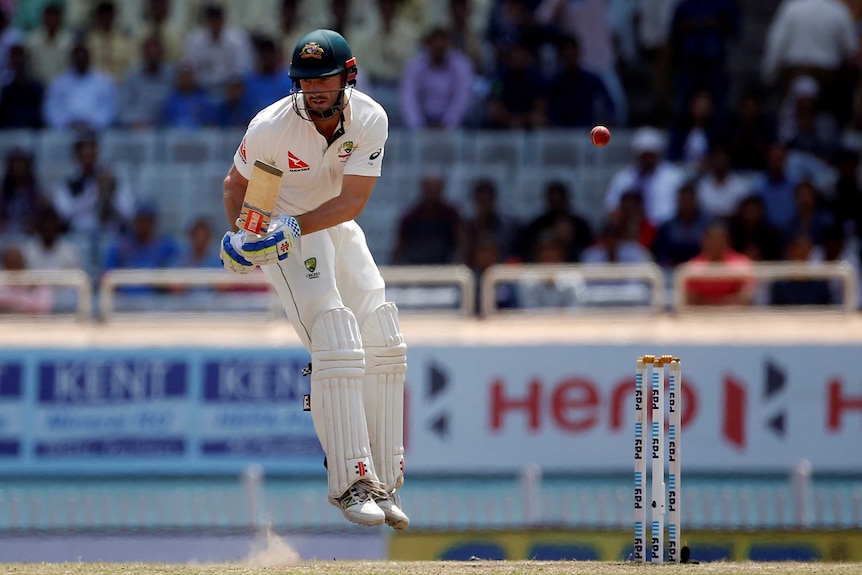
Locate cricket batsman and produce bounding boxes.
[219,29,409,529]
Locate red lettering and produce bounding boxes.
[552,378,599,431]
[610,378,698,431]
[682,382,697,428]
[828,378,862,431]
[490,378,541,431]
[723,375,746,449]
[609,378,630,431]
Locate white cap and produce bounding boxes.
[632,126,665,154]
[790,75,820,99]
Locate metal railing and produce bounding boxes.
[480,263,666,317]
[98,265,476,321]
[0,270,92,322]
[672,261,858,314]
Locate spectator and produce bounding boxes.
[770,235,834,306]
[210,76,248,128]
[0,8,23,82]
[485,0,545,61]
[667,0,741,119]
[21,205,81,270]
[277,0,307,72]
[581,218,653,264]
[762,0,857,121]
[324,0,353,37]
[519,180,593,262]
[0,44,44,128]
[43,42,118,130]
[653,182,711,269]
[119,34,174,129]
[604,126,686,226]
[519,230,580,309]
[752,142,799,234]
[615,189,656,250]
[175,217,221,267]
[810,223,862,307]
[25,2,73,85]
[779,76,841,160]
[240,36,292,120]
[182,3,253,95]
[351,0,420,127]
[0,148,44,236]
[52,131,134,235]
[536,0,627,124]
[785,180,835,246]
[726,87,776,172]
[459,178,519,264]
[446,0,486,74]
[0,245,53,314]
[133,0,184,64]
[486,41,547,129]
[667,90,720,170]
[683,220,756,306]
[696,143,751,219]
[465,232,519,312]
[545,35,614,128]
[84,1,134,82]
[400,27,474,130]
[161,62,212,128]
[101,203,179,271]
[830,147,862,243]
[636,0,678,122]
[392,172,461,264]
[728,195,784,261]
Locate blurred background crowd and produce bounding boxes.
[0,0,861,313]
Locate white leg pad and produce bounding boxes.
[311,307,379,498]
[361,302,407,491]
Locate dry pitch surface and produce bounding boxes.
[2,562,862,575]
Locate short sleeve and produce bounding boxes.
[343,109,388,177]
[233,117,271,180]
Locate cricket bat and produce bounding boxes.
[237,160,283,236]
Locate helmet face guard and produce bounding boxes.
[289,30,357,121]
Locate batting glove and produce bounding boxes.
[240,216,301,266]
[220,230,256,274]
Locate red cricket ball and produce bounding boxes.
[591,125,611,147]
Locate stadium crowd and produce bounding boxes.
[0,0,861,312]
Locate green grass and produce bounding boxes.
[2,562,862,575]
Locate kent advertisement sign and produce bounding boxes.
[0,350,321,475]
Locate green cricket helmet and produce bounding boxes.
[289,29,357,85]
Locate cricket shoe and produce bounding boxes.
[329,479,386,526]
[374,488,410,530]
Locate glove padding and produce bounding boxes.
[240,215,302,266]
[220,230,256,274]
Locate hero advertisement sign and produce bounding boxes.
[404,345,862,473]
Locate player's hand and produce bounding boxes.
[220,230,256,274]
[240,216,301,265]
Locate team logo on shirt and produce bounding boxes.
[288,151,310,171]
[337,141,354,160]
[300,42,324,59]
[304,257,319,279]
[238,138,247,163]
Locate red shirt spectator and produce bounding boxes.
[684,221,756,306]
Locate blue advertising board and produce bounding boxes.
[0,349,321,475]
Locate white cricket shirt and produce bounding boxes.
[233,88,388,217]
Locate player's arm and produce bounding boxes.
[224,165,249,232]
[294,174,376,236]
